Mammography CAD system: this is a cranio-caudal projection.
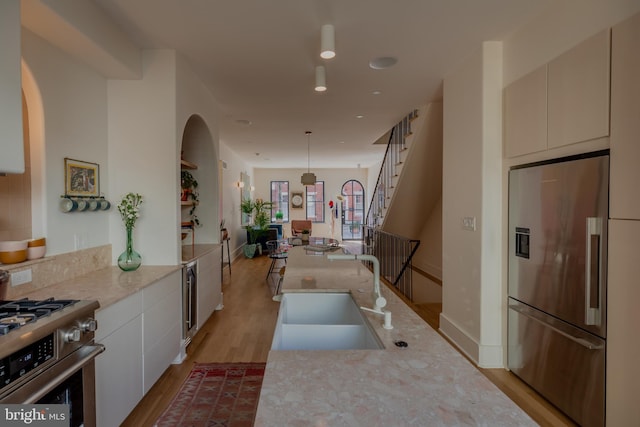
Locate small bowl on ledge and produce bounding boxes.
[0,249,28,264]
[27,245,46,260]
[27,237,46,247]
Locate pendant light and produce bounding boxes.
[314,66,327,92]
[320,24,335,59]
[301,131,316,186]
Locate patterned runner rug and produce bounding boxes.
[155,363,266,427]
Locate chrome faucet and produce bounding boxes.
[327,253,393,329]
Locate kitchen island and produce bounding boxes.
[255,246,535,426]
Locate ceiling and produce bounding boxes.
[93,0,553,169]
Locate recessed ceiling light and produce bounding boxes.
[369,56,398,70]
[356,115,364,119]
[372,90,382,95]
[339,141,345,144]
[236,119,252,125]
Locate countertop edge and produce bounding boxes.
[21,265,182,311]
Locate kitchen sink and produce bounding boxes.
[271,293,383,351]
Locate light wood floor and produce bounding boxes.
[122,254,575,427]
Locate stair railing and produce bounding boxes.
[365,109,417,228]
[362,226,420,301]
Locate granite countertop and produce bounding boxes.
[254,246,535,426]
[22,265,181,310]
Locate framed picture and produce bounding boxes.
[64,158,100,197]
[291,191,304,209]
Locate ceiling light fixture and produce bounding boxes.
[315,66,327,92]
[301,131,316,186]
[320,24,335,59]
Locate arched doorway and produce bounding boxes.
[341,180,365,240]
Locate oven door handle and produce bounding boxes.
[1,344,105,404]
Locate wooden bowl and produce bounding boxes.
[0,249,27,264]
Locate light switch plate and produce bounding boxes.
[462,216,476,231]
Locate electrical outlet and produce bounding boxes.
[462,216,476,231]
[74,233,87,250]
[11,268,32,287]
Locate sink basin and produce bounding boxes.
[271,293,383,351]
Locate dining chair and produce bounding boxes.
[265,239,289,281]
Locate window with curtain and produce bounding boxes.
[305,181,324,222]
[270,181,289,222]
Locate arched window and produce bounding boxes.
[341,180,364,240]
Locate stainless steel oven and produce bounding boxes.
[0,298,104,427]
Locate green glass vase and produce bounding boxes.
[118,226,142,271]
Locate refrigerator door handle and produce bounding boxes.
[585,217,602,325]
[510,303,604,350]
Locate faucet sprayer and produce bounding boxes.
[326,253,387,311]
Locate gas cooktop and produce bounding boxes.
[0,298,79,335]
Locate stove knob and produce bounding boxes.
[64,327,81,343]
[80,318,98,332]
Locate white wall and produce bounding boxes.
[441,42,504,367]
[107,50,178,265]
[253,168,368,239]
[442,47,484,363]
[219,144,253,257]
[176,53,221,247]
[22,29,110,256]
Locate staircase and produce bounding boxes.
[366,109,418,229]
[365,102,443,303]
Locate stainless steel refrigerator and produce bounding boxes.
[508,151,608,427]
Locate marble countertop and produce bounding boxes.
[21,244,218,311]
[181,243,220,264]
[22,265,180,311]
[255,247,535,426]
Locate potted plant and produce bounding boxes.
[240,198,274,257]
[301,229,310,242]
[275,210,284,223]
[181,170,200,226]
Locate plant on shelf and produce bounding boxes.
[275,210,284,223]
[181,170,200,227]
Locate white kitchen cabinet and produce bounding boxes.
[142,270,181,394]
[197,246,222,329]
[606,219,640,425]
[0,0,25,174]
[503,65,547,158]
[95,272,182,425]
[610,11,640,220]
[547,29,610,149]
[95,291,144,427]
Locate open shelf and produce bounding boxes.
[180,159,198,169]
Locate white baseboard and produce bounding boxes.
[439,313,479,363]
[439,313,505,368]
